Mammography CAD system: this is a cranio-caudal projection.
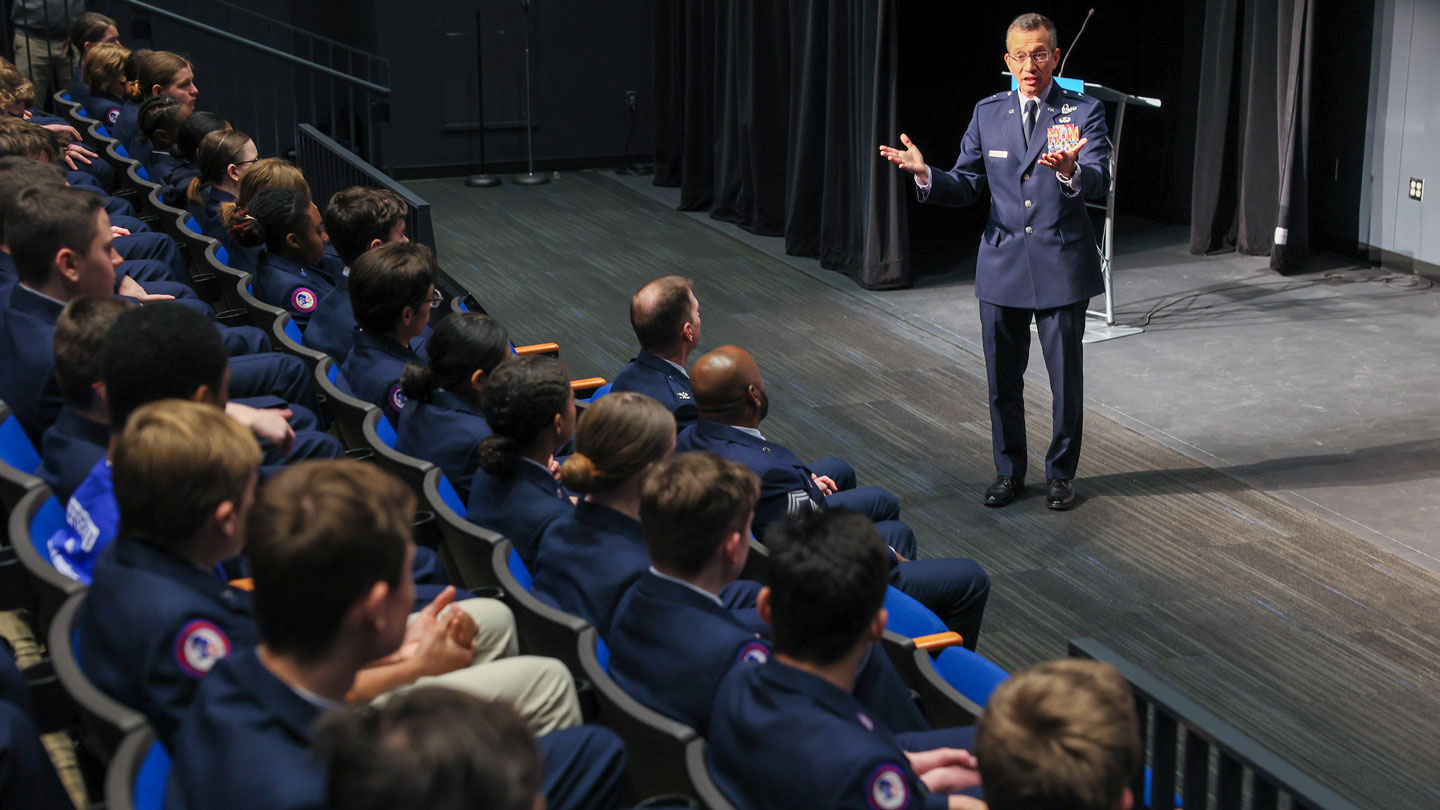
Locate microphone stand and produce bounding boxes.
[465,3,502,187]
[511,0,550,185]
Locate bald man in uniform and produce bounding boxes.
[678,345,989,645]
[610,275,702,428]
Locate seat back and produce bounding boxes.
[105,726,170,810]
[0,401,44,512]
[577,627,699,802]
[269,312,329,374]
[930,646,1008,707]
[49,592,148,763]
[423,468,505,592]
[882,586,949,638]
[314,357,377,450]
[10,487,84,637]
[237,275,286,338]
[686,738,741,810]
[738,537,770,585]
[362,409,433,499]
[491,541,588,676]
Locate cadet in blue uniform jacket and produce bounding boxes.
[169,459,627,810]
[117,49,198,154]
[677,345,991,646]
[533,392,761,634]
[610,275,702,428]
[340,241,438,425]
[708,510,986,810]
[881,14,1109,511]
[608,451,925,736]
[466,356,576,564]
[228,186,345,329]
[396,312,507,495]
[306,185,414,360]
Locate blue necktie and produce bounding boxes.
[1024,99,1038,147]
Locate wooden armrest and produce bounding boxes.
[227,578,254,591]
[570,377,607,394]
[912,631,965,651]
[514,342,560,356]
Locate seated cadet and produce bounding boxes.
[396,312,508,495]
[974,659,1141,810]
[532,392,761,634]
[608,452,925,736]
[0,642,72,810]
[316,688,547,810]
[0,124,189,285]
[215,157,316,272]
[48,303,343,583]
[610,275,702,428]
[39,296,132,500]
[135,95,189,178]
[66,12,121,112]
[0,58,115,192]
[340,241,437,425]
[184,129,256,236]
[79,41,132,127]
[113,49,198,158]
[229,187,340,327]
[677,344,991,645]
[465,356,575,565]
[707,510,987,810]
[0,180,323,440]
[167,459,626,810]
[307,186,414,361]
[77,402,579,745]
[162,110,227,204]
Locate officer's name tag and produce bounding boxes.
[987,149,1008,159]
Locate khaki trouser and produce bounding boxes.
[13,31,72,107]
[389,598,582,736]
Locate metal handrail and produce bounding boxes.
[115,0,390,94]
[201,0,384,69]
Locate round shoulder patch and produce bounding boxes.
[174,620,232,679]
[106,107,120,125]
[737,641,769,665]
[290,286,318,313]
[388,382,407,412]
[866,763,910,810]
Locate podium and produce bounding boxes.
[1007,75,1162,342]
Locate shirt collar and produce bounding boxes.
[12,284,67,321]
[353,328,419,361]
[731,425,765,441]
[647,566,724,607]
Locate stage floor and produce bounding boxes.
[410,170,1440,809]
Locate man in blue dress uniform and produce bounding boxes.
[610,275,702,428]
[881,13,1110,510]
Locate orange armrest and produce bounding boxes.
[912,631,965,651]
[570,377,607,394]
[514,342,560,357]
[227,578,254,591]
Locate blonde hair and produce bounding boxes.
[0,60,36,110]
[218,157,309,224]
[82,42,131,98]
[975,658,1142,810]
[559,392,675,494]
[111,399,262,549]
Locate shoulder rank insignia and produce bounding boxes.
[1061,103,1077,114]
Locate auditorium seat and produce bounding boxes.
[421,467,504,592]
[361,407,433,499]
[687,739,740,810]
[577,626,701,803]
[492,539,589,677]
[105,725,169,810]
[313,356,377,450]
[9,486,83,637]
[49,591,148,764]
[0,400,44,512]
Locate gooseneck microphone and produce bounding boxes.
[1058,8,1095,77]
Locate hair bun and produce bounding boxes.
[558,452,597,494]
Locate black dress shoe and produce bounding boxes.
[983,476,1024,507]
[1046,478,1076,510]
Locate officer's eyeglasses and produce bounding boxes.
[1007,50,1053,65]
[429,288,443,309]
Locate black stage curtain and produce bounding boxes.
[1190,0,1315,274]
[652,0,910,289]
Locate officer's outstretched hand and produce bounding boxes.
[879,134,929,186]
[1038,137,1090,180]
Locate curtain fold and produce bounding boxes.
[653,0,910,289]
[1189,0,1314,274]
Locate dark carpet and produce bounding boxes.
[408,170,1440,809]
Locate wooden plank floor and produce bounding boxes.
[409,171,1440,809]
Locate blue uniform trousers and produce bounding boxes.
[810,457,918,559]
[979,299,1087,481]
[891,559,991,649]
[539,726,627,810]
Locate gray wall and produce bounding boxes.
[1362,0,1440,267]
